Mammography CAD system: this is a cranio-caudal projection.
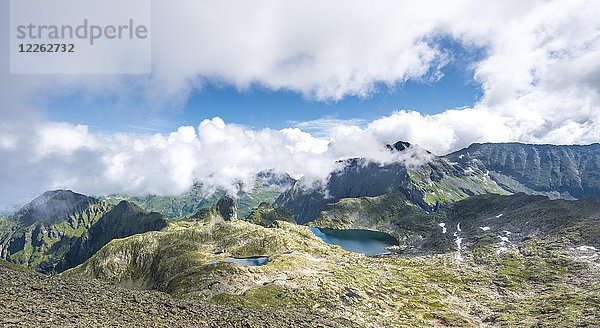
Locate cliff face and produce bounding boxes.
[60,201,168,271]
[446,143,600,198]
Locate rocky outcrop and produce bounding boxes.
[187,195,239,223]
[386,140,414,152]
[244,202,295,227]
[216,196,237,221]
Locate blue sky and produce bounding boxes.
[43,39,484,133]
[2,0,597,208]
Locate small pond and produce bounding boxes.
[310,227,398,255]
[210,256,269,266]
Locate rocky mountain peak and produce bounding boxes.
[255,170,296,186]
[216,195,237,221]
[386,141,412,152]
[111,200,146,216]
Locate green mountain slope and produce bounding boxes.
[244,202,295,227]
[0,190,168,273]
[60,201,168,271]
[12,190,98,226]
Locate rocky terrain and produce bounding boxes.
[0,260,346,327]
[244,202,296,227]
[65,193,600,327]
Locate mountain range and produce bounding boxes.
[276,141,600,223]
[0,141,599,326]
[104,170,295,219]
[447,142,600,199]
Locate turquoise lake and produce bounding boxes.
[310,227,398,255]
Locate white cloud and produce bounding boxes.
[0,0,599,209]
[0,113,453,211]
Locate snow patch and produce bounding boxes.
[458,154,464,159]
[453,226,463,261]
[457,223,462,232]
[577,246,597,251]
[496,247,508,255]
[496,234,510,254]
[495,214,503,218]
[479,226,490,231]
[438,223,447,234]
[454,235,463,261]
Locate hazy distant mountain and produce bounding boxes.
[107,170,295,219]
[446,143,600,199]
[12,190,97,226]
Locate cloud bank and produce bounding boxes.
[1,0,599,209]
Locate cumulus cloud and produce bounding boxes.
[1,0,599,209]
[0,117,384,210]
